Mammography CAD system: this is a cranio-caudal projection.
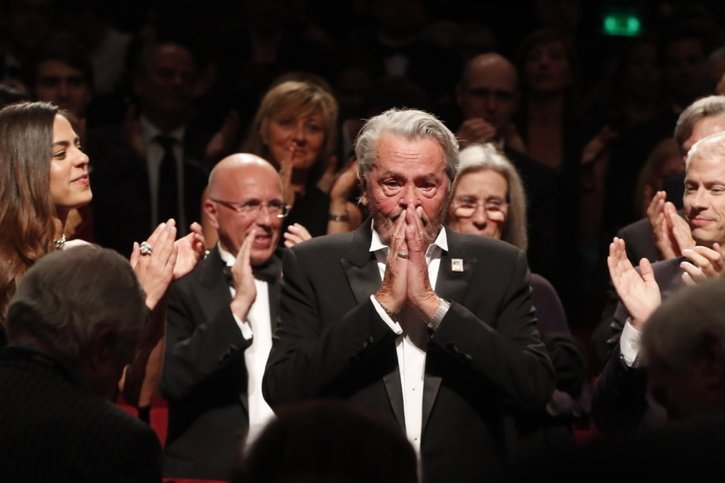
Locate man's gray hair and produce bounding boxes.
[674,95,725,155]
[685,130,725,170]
[5,245,147,365]
[355,108,459,184]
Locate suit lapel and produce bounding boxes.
[341,223,381,304]
[422,230,477,431]
[198,248,233,323]
[341,223,406,428]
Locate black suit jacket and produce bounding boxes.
[591,258,684,435]
[592,211,687,366]
[160,247,281,480]
[0,346,162,482]
[262,223,555,483]
[86,124,208,257]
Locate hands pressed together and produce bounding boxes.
[375,205,441,325]
[647,191,695,259]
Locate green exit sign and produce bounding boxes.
[603,12,642,37]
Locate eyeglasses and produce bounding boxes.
[211,198,290,218]
[451,198,507,219]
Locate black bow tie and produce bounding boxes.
[222,257,280,285]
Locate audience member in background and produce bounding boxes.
[454,52,560,292]
[240,78,356,242]
[592,130,725,435]
[0,0,59,86]
[232,400,417,483]
[446,143,588,453]
[0,245,162,482]
[661,26,712,115]
[57,1,132,98]
[515,28,594,324]
[86,39,209,257]
[578,35,672,251]
[161,154,285,481]
[0,101,204,413]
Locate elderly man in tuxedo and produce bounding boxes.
[160,154,286,480]
[263,108,555,483]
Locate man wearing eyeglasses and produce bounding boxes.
[160,153,286,480]
[455,53,561,303]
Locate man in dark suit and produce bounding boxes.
[263,108,555,483]
[160,154,285,480]
[593,130,725,435]
[594,95,725,367]
[87,39,209,257]
[454,52,562,305]
[0,245,161,482]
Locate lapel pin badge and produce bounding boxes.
[451,258,464,272]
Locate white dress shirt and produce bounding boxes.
[620,320,642,367]
[368,227,448,454]
[218,246,276,447]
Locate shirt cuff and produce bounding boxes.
[620,317,642,367]
[370,295,403,335]
[233,312,253,340]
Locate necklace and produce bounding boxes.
[54,234,66,250]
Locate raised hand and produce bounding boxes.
[131,220,178,310]
[173,222,206,279]
[404,204,439,322]
[279,148,297,208]
[456,118,497,149]
[229,229,257,319]
[607,237,661,329]
[681,243,724,285]
[283,223,312,247]
[375,213,408,314]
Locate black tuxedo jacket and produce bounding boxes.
[160,247,281,480]
[0,346,162,482]
[591,258,684,435]
[86,124,208,257]
[263,223,555,483]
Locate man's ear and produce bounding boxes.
[203,190,220,230]
[359,175,368,206]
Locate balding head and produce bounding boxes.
[460,53,518,91]
[207,153,280,198]
[457,53,519,139]
[205,153,284,264]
